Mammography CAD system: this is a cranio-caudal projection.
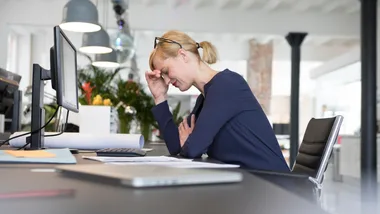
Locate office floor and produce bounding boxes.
[320,166,379,214]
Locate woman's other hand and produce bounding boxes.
[145,70,169,104]
[179,114,196,147]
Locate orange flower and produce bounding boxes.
[82,82,95,105]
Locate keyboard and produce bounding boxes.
[96,148,147,157]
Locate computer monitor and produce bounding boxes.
[28,25,78,150]
[51,26,79,112]
[272,123,290,135]
[0,68,21,115]
[0,68,22,133]
[7,90,22,133]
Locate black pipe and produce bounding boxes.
[285,32,307,168]
[360,0,378,208]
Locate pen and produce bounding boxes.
[0,189,75,199]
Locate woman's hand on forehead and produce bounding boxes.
[151,69,161,78]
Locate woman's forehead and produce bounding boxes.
[153,58,166,71]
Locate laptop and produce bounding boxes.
[56,164,243,188]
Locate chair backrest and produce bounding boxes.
[292,115,344,184]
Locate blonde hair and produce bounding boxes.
[149,30,218,70]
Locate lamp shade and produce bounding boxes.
[92,50,120,68]
[60,0,101,33]
[79,27,113,54]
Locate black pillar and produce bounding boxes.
[285,32,308,168]
[360,0,378,206]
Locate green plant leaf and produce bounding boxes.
[172,101,182,125]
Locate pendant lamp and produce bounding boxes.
[60,0,101,33]
[79,27,113,54]
[92,49,120,68]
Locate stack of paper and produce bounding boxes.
[82,156,240,169]
[82,156,193,163]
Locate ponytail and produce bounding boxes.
[199,41,218,64]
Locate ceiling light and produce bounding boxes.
[92,49,120,68]
[79,27,113,54]
[60,0,101,33]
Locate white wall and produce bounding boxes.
[272,60,322,96]
[15,33,32,92]
[0,1,10,69]
[269,60,322,139]
[313,62,361,134]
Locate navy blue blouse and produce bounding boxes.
[152,69,290,171]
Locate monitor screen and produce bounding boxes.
[53,26,79,113]
[61,31,78,111]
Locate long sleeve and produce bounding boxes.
[180,77,251,158]
[151,95,204,155]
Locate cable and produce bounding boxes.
[45,110,69,137]
[0,106,60,147]
[17,109,69,150]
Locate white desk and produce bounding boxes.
[340,135,380,182]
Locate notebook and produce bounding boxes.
[0,148,77,164]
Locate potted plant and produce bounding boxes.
[77,54,124,106]
[113,77,157,141]
[76,54,127,134]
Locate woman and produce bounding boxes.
[145,30,289,171]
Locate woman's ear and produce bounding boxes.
[177,49,188,63]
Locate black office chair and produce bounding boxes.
[249,115,344,201]
[292,115,344,189]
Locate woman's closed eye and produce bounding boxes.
[161,69,169,78]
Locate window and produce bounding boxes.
[6,31,17,72]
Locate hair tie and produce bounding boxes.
[196,42,201,49]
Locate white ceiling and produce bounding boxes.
[125,0,361,56]
[9,24,359,63]
[138,0,360,14]
[0,0,360,13]
[0,0,359,36]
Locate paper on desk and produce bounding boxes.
[5,150,56,158]
[8,132,144,150]
[82,156,193,163]
[108,161,240,169]
[0,149,77,164]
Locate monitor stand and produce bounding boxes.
[25,63,51,150]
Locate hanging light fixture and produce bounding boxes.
[110,2,135,63]
[111,19,135,63]
[79,26,113,54]
[92,49,120,68]
[60,0,101,33]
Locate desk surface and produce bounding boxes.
[0,142,329,214]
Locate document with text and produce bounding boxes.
[82,156,194,163]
